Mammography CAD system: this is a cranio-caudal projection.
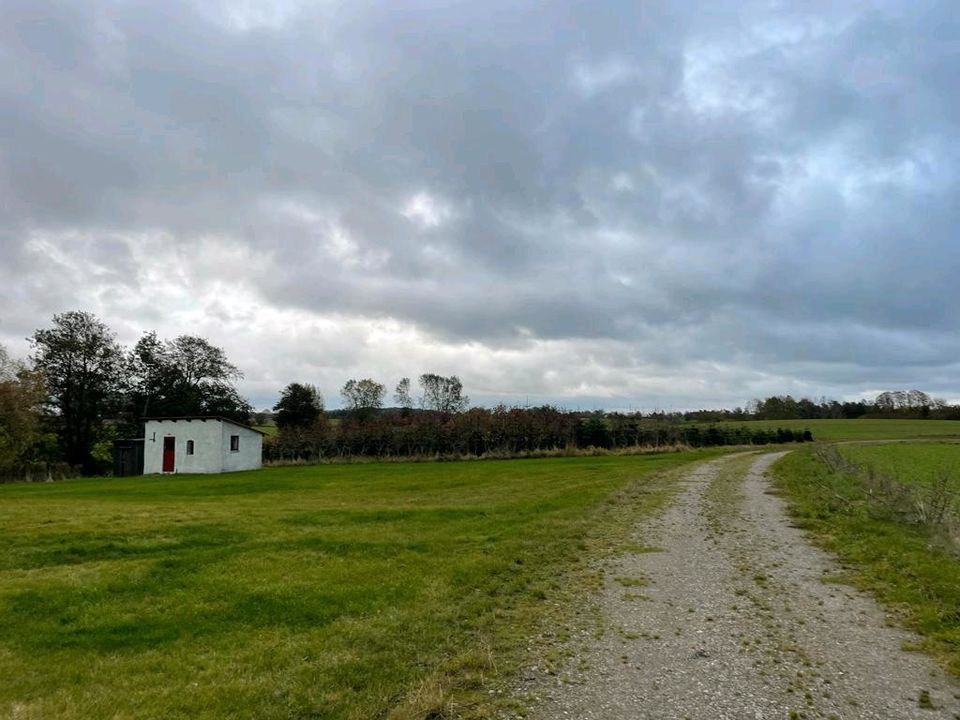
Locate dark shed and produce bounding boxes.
[113,438,145,477]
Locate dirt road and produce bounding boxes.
[524,452,960,719]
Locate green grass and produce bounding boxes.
[717,418,960,442]
[838,442,960,489]
[0,451,710,719]
[772,445,960,674]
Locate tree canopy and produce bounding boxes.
[29,311,126,473]
[128,332,251,423]
[394,377,413,412]
[341,378,385,421]
[0,345,46,472]
[274,383,324,430]
[418,373,469,413]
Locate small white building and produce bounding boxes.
[143,417,264,474]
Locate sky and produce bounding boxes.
[1,0,958,411]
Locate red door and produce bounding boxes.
[162,437,176,472]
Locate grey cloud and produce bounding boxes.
[1,0,958,408]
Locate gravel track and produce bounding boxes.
[523,452,960,719]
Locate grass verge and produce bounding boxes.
[771,445,960,674]
[0,450,718,719]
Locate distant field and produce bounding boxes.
[253,424,278,436]
[717,418,960,442]
[0,451,709,719]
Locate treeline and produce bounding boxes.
[4,309,953,478]
[1,311,252,478]
[683,390,960,422]
[266,380,812,462]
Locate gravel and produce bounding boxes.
[522,452,960,719]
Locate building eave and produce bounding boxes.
[141,416,267,435]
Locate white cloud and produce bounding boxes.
[572,57,637,97]
[402,192,455,229]
[201,0,314,32]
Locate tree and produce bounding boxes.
[269,416,329,461]
[841,401,867,418]
[251,410,273,426]
[394,377,413,414]
[577,414,612,449]
[29,311,126,473]
[0,345,46,472]
[274,383,324,430]
[341,378,385,421]
[418,373,469,413]
[756,395,799,420]
[269,383,329,461]
[128,332,251,423]
[128,331,167,418]
[874,391,897,413]
[796,398,819,419]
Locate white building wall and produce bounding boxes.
[221,423,263,472]
[142,419,262,474]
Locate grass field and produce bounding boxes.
[718,418,960,442]
[0,451,710,719]
[772,443,960,674]
[838,442,960,488]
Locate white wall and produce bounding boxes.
[143,419,262,474]
[221,423,263,472]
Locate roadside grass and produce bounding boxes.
[717,418,960,443]
[771,446,960,674]
[0,451,714,719]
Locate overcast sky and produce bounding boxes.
[2,1,958,411]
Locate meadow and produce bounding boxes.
[838,442,960,488]
[0,451,709,719]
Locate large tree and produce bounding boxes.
[341,378,385,421]
[418,373,469,413]
[274,383,324,430]
[128,332,251,423]
[394,377,413,415]
[0,345,46,472]
[270,384,329,461]
[29,311,126,473]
